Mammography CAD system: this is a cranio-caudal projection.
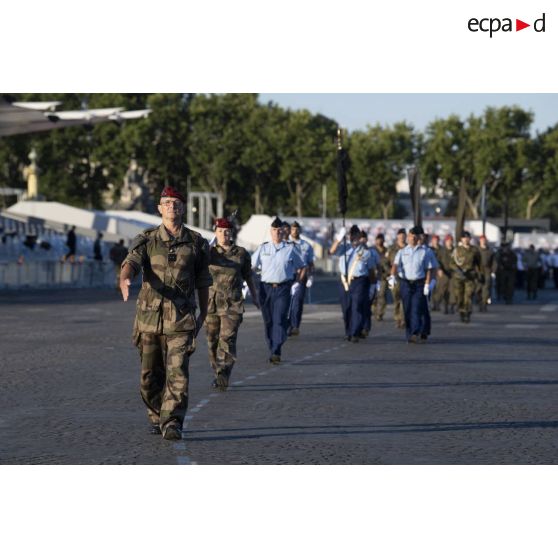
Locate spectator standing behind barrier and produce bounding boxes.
[109,239,128,289]
[119,186,212,441]
[93,232,103,262]
[552,248,558,289]
[522,244,541,300]
[65,225,76,262]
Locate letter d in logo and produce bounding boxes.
[534,13,546,32]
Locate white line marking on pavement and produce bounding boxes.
[540,304,557,312]
[177,456,193,465]
[209,393,219,398]
[232,380,244,385]
[190,407,201,413]
[505,324,540,329]
[197,399,210,407]
[246,375,256,380]
[448,322,481,327]
[520,315,548,320]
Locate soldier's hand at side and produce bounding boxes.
[253,298,261,310]
[388,275,396,290]
[120,278,131,301]
[423,283,430,297]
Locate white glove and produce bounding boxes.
[388,275,396,290]
[369,284,377,300]
[306,276,313,288]
[291,282,301,296]
[242,281,249,299]
[429,279,436,292]
[376,281,381,291]
[335,226,347,242]
[209,236,216,247]
[491,272,496,279]
[423,283,430,297]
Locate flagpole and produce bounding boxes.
[337,128,348,286]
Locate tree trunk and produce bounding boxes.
[525,191,541,219]
[466,193,479,219]
[295,179,303,218]
[381,200,391,220]
[254,182,263,214]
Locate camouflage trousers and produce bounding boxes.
[432,273,453,310]
[452,277,475,314]
[205,313,243,379]
[137,332,196,429]
[373,278,388,320]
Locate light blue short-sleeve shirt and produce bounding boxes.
[394,245,433,280]
[251,241,306,283]
[292,238,315,267]
[334,243,374,277]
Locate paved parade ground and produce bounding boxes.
[1,278,557,465]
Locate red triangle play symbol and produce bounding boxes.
[516,19,530,31]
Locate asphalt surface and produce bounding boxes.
[1,278,557,464]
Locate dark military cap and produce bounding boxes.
[461,230,471,238]
[282,221,290,228]
[291,221,301,228]
[376,233,385,240]
[349,225,361,236]
[397,228,406,235]
[409,225,424,235]
[271,216,283,228]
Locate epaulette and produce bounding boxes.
[130,232,152,251]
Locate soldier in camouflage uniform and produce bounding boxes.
[120,186,212,441]
[477,235,496,311]
[450,231,481,323]
[433,234,455,314]
[206,218,260,391]
[372,233,390,321]
[387,228,407,328]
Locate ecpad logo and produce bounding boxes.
[468,13,546,37]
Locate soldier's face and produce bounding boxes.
[397,233,406,244]
[462,236,471,247]
[271,227,282,243]
[215,227,232,246]
[407,232,417,246]
[158,197,184,219]
[290,226,300,239]
[375,238,384,247]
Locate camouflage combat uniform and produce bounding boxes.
[206,243,252,388]
[123,224,212,432]
[387,243,405,328]
[433,246,455,313]
[477,245,496,311]
[373,244,390,321]
[450,245,480,321]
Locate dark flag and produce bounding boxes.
[455,178,467,241]
[336,129,348,215]
[407,166,422,227]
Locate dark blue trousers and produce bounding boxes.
[339,275,369,337]
[260,281,292,356]
[289,283,307,329]
[400,279,429,339]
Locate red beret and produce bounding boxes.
[214,218,232,229]
[444,234,454,242]
[160,186,186,203]
[432,234,440,240]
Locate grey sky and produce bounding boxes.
[258,94,557,135]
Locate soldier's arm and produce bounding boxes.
[119,262,137,302]
[196,287,209,335]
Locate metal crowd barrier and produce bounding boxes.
[0,260,118,289]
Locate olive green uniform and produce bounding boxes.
[477,246,496,311]
[433,246,455,313]
[373,244,390,321]
[123,224,212,433]
[450,245,480,321]
[205,244,252,388]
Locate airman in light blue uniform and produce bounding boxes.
[251,217,307,363]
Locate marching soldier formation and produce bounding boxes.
[118,187,551,440]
